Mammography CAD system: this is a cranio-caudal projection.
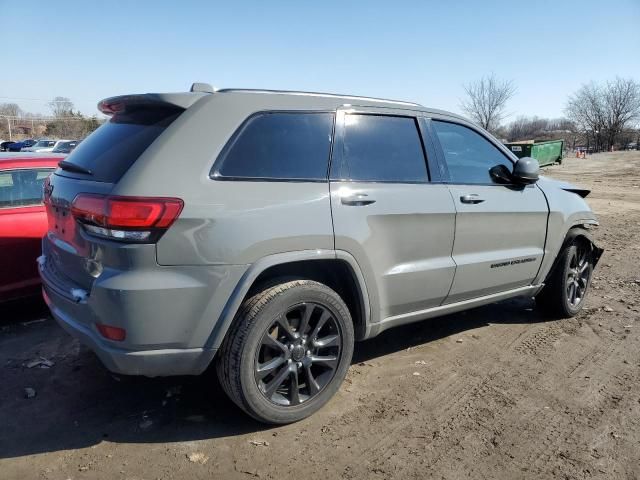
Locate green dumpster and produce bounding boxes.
[504,139,564,167]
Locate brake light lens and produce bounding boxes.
[96,323,126,341]
[71,194,183,243]
[97,100,125,115]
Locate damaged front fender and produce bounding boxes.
[564,226,604,270]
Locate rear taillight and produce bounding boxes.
[71,194,183,243]
[96,323,126,341]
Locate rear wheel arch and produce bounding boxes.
[207,251,371,352]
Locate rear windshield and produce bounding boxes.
[56,107,183,183]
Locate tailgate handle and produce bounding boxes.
[460,194,485,204]
[341,193,376,206]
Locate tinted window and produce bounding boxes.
[56,107,183,183]
[341,115,427,182]
[215,112,334,180]
[52,141,78,153]
[432,121,513,184]
[0,169,53,208]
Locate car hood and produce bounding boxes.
[537,175,591,198]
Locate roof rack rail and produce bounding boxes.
[215,88,421,107]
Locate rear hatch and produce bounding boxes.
[43,99,188,295]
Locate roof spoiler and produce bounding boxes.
[98,86,213,115]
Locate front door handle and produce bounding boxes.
[341,193,376,206]
[460,194,485,204]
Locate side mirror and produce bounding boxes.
[489,164,513,184]
[512,157,539,184]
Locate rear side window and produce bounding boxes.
[0,169,53,208]
[57,107,183,183]
[340,114,428,182]
[214,112,334,181]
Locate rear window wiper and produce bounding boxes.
[58,160,93,175]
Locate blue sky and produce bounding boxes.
[1,0,638,120]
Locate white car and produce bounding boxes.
[24,139,70,152]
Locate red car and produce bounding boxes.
[0,154,64,302]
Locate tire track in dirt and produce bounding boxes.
[512,326,639,478]
[333,371,494,477]
[328,328,531,478]
[303,340,512,478]
[513,321,565,356]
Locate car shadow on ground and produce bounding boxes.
[0,296,50,326]
[0,296,551,460]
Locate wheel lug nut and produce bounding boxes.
[306,350,311,356]
[297,362,302,368]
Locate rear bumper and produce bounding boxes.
[39,253,248,377]
[43,283,216,376]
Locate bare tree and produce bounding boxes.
[507,116,549,141]
[603,77,640,149]
[505,116,577,149]
[565,78,640,150]
[48,96,74,118]
[0,103,23,117]
[566,82,606,150]
[460,74,516,132]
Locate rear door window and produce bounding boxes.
[213,112,334,181]
[56,107,183,183]
[339,114,428,182]
[0,169,53,208]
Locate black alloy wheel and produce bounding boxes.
[255,302,342,406]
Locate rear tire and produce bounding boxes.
[536,238,593,318]
[216,279,354,424]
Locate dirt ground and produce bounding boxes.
[2,151,640,480]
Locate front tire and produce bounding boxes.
[216,279,354,424]
[536,238,594,318]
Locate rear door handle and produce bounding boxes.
[341,193,376,206]
[460,194,485,204]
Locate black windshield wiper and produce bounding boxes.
[58,160,93,175]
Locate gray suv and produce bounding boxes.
[40,84,603,424]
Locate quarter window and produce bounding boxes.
[215,112,334,180]
[0,169,53,208]
[340,114,428,182]
[432,121,513,184]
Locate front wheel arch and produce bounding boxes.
[536,226,602,318]
[545,226,603,284]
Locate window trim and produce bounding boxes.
[427,118,520,187]
[209,110,336,183]
[0,167,54,209]
[330,111,432,184]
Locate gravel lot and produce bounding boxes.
[1,151,639,480]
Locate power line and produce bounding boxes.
[0,114,96,121]
[0,96,87,103]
